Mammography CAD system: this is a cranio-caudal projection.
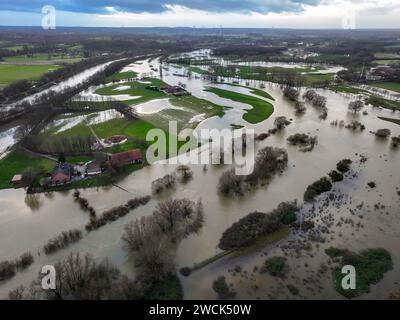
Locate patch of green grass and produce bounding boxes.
[106,71,138,82]
[67,156,92,164]
[264,256,287,277]
[303,73,334,86]
[366,95,400,111]
[0,64,61,87]
[329,85,369,95]
[0,151,56,189]
[378,116,400,126]
[4,53,82,64]
[205,87,274,124]
[333,248,393,298]
[95,78,167,105]
[368,82,400,93]
[222,83,275,101]
[143,274,183,300]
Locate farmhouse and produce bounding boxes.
[160,85,189,96]
[86,161,103,176]
[51,163,73,185]
[109,149,143,166]
[10,174,22,185]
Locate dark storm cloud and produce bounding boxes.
[0,0,322,14]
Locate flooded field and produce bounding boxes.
[0,53,400,300]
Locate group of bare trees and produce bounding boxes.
[9,253,139,300]
[122,198,204,282]
[303,89,328,119]
[0,252,34,282]
[218,146,289,197]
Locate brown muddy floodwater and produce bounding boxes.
[0,58,399,299]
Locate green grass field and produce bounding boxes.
[369,82,400,93]
[222,83,275,100]
[329,85,369,95]
[0,151,56,189]
[4,53,82,64]
[95,78,167,105]
[303,73,334,86]
[0,64,61,87]
[205,87,274,124]
[378,117,400,126]
[106,71,138,82]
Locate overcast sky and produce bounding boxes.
[0,0,399,28]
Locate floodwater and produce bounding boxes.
[0,55,400,300]
[43,109,124,134]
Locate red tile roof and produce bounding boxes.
[110,149,142,165]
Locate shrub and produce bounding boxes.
[179,267,191,277]
[213,276,236,300]
[86,196,151,231]
[264,257,287,277]
[283,86,300,101]
[329,170,344,182]
[333,248,393,298]
[325,246,347,258]
[152,174,176,194]
[219,212,282,250]
[336,159,352,173]
[374,128,391,138]
[304,177,333,202]
[15,252,34,270]
[43,229,83,255]
[0,261,16,281]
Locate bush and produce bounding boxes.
[15,252,34,270]
[325,246,347,258]
[304,177,333,202]
[0,261,16,281]
[264,257,287,277]
[43,229,83,255]
[152,174,176,194]
[179,267,191,277]
[374,128,391,138]
[336,159,352,173]
[333,248,393,298]
[219,212,282,250]
[213,276,236,300]
[86,196,151,231]
[283,86,300,101]
[329,170,344,182]
[144,273,183,300]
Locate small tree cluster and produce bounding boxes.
[304,177,333,202]
[274,116,291,130]
[212,276,236,300]
[283,86,300,101]
[176,165,193,182]
[294,101,306,113]
[287,133,318,152]
[9,252,139,300]
[43,229,83,255]
[122,198,204,281]
[348,100,364,113]
[218,201,298,250]
[0,252,34,281]
[86,196,151,231]
[152,174,176,194]
[218,147,288,197]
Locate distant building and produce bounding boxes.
[160,85,189,96]
[86,161,103,176]
[51,163,73,185]
[109,149,143,167]
[10,174,22,185]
